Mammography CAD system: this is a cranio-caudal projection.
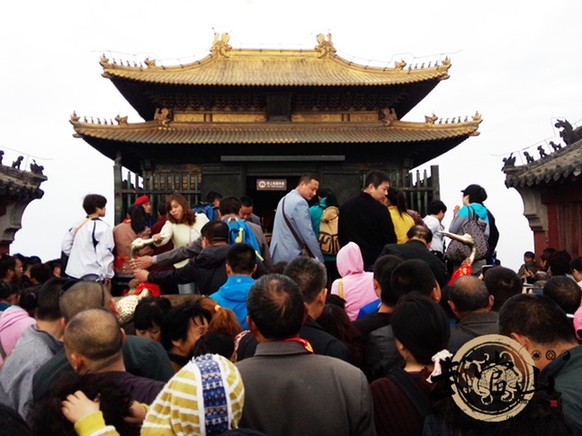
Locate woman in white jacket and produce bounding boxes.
[153,192,209,294]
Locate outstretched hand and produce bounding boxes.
[131,255,153,270]
[61,390,100,424]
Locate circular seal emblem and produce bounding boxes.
[450,334,535,422]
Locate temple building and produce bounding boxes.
[0,152,46,254]
[504,121,582,258]
[71,33,481,227]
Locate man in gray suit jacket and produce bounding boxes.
[269,174,324,264]
[236,274,376,436]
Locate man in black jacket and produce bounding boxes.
[134,221,229,295]
[379,225,449,288]
[339,170,396,271]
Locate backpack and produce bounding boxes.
[318,206,340,256]
[225,220,262,259]
[193,203,219,221]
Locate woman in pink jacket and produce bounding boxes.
[330,242,378,321]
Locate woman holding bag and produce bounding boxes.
[447,184,492,274]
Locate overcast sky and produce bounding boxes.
[2,0,581,270]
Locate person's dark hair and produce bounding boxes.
[226,243,256,275]
[540,247,557,272]
[461,184,487,204]
[36,277,67,321]
[129,204,147,234]
[483,266,522,312]
[364,170,389,188]
[524,251,535,259]
[246,274,305,340]
[160,301,212,352]
[166,192,197,226]
[28,372,138,436]
[498,294,577,344]
[30,263,51,284]
[427,200,447,215]
[448,275,490,312]
[541,247,557,262]
[389,259,436,304]
[316,187,339,208]
[191,332,235,360]
[133,296,172,331]
[157,202,168,216]
[0,254,16,280]
[0,403,31,436]
[46,258,63,277]
[298,174,319,185]
[283,257,327,304]
[543,276,581,314]
[392,292,450,365]
[22,257,40,274]
[219,196,242,216]
[386,187,408,215]
[240,196,254,208]
[374,255,404,305]
[19,286,40,317]
[406,225,432,244]
[570,257,582,274]
[200,221,229,244]
[548,250,573,276]
[205,191,223,204]
[317,299,364,366]
[82,194,107,215]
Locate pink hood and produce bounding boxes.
[0,306,35,365]
[336,242,365,277]
[331,242,377,320]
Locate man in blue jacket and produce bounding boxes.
[270,174,324,264]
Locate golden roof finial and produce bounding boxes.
[144,57,156,68]
[315,33,336,58]
[381,108,398,126]
[99,54,110,67]
[394,60,406,70]
[115,114,128,125]
[211,32,232,58]
[424,114,438,124]
[70,111,80,123]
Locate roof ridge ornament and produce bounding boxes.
[381,108,398,126]
[99,54,110,67]
[154,108,172,128]
[144,57,156,68]
[394,60,407,70]
[315,33,336,58]
[115,114,128,125]
[211,33,232,58]
[425,113,438,124]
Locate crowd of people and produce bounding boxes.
[1,170,582,435]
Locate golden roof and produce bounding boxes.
[71,114,481,145]
[100,33,451,87]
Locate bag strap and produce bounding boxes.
[281,197,314,258]
[338,279,344,299]
[73,217,92,239]
[387,368,432,418]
